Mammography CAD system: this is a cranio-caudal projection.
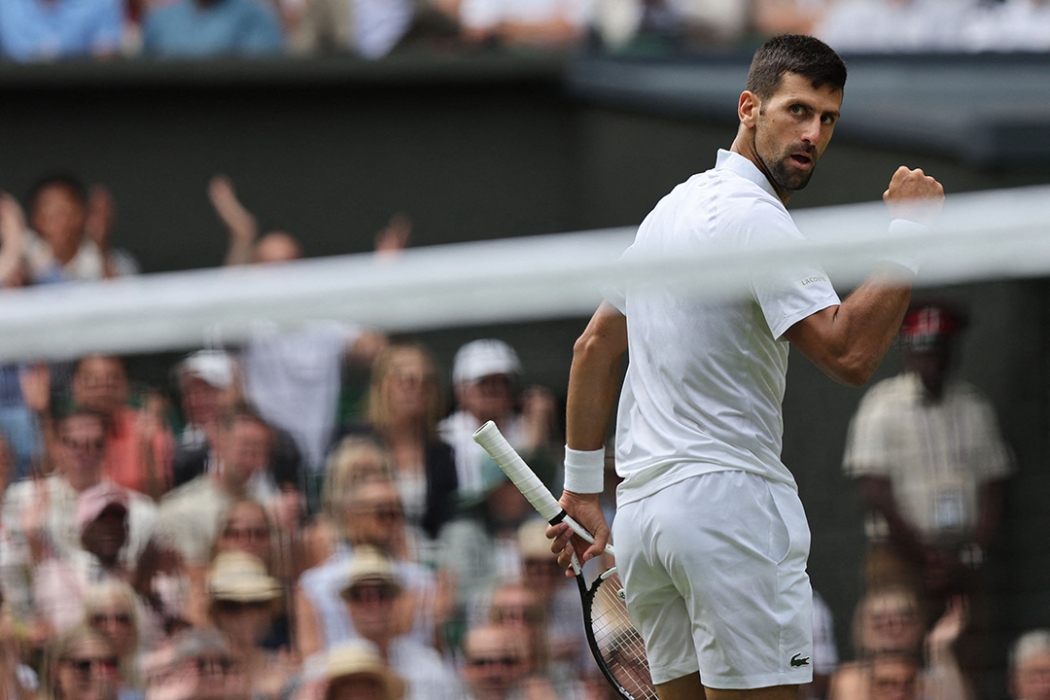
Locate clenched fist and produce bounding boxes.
[883,166,945,225]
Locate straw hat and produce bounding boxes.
[340,547,402,598]
[207,551,281,602]
[325,642,405,700]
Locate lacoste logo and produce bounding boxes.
[790,654,810,668]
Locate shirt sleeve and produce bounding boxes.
[744,203,841,341]
[842,383,895,478]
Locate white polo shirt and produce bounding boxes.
[609,149,840,505]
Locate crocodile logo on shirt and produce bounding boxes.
[790,653,810,668]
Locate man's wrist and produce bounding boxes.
[563,446,605,494]
[881,219,927,275]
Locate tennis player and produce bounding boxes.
[548,34,945,700]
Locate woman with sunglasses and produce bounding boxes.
[42,625,121,700]
[83,581,151,695]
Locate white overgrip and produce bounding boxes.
[473,421,616,557]
[473,421,563,522]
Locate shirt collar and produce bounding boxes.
[715,149,779,200]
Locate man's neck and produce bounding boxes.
[64,472,102,493]
[729,132,792,205]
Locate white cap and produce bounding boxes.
[452,339,522,385]
[177,350,234,389]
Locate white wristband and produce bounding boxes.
[880,219,926,276]
[563,446,606,494]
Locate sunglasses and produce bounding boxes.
[493,605,542,624]
[90,613,133,627]
[196,655,241,675]
[214,599,272,614]
[343,584,399,604]
[360,506,403,522]
[62,656,118,676]
[467,655,522,668]
[222,526,270,541]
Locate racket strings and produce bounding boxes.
[589,573,658,700]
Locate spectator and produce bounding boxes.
[141,627,250,700]
[71,354,175,500]
[0,191,28,288]
[316,641,406,700]
[295,480,447,657]
[170,349,304,493]
[0,0,122,61]
[1,409,157,632]
[42,624,121,700]
[458,0,591,47]
[171,349,237,455]
[514,518,586,673]
[83,581,150,694]
[843,301,1012,609]
[0,362,50,483]
[307,437,396,569]
[338,546,460,700]
[141,0,284,56]
[438,339,557,505]
[209,499,296,650]
[155,407,274,569]
[288,0,459,58]
[459,623,557,700]
[486,580,581,699]
[206,550,298,699]
[865,651,922,700]
[20,177,138,283]
[340,342,458,558]
[1010,630,1050,700]
[828,592,973,700]
[32,482,136,635]
[208,175,387,507]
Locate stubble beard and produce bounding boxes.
[753,128,817,193]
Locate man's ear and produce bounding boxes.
[739,91,760,128]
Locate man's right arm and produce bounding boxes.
[550,301,627,568]
[565,301,627,452]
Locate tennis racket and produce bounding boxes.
[473,421,656,700]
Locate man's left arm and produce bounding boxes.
[784,167,943,386]
[783,268,913,387]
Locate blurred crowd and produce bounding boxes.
[0,173,1041,700]
[1,0,1049,62]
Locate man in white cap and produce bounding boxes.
[438,339,557,503]
[171,350,304,493]
[173,349,237,454]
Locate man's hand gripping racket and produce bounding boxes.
[473,421,656,700]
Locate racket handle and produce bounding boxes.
[473,421,615,557]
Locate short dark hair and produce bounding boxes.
[27,173,88,212]
[746,34,847,102]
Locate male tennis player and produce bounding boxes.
[548,34,945,700]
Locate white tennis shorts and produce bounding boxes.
[612,469,814,689]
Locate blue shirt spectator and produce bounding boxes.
[141,0,284,56]
[0,0,122,61]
